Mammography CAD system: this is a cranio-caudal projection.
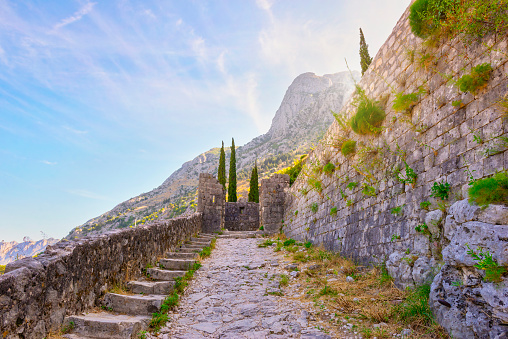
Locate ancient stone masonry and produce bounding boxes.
[0,214,202,339]
[260,174,290,234]
[224,201,260,231]
[283,5,508,261]
[197,173,225,233]
[279,3,508,337]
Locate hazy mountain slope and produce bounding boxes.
[66,71,358,239]
[0,238,59,265]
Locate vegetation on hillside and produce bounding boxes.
[276,155,307,186]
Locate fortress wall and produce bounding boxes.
[283,5,508,263]
[0,214,202,338]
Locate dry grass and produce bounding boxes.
[271,238,450,338]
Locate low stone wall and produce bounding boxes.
[0,213,202,339]
[224,202,259,231]
[197,173,225,233]
[260,174,290,234]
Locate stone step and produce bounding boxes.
[159,258,197,270]
[188,239,211,246]
[164,252,198,259]
[180,244,206,250]
[190,237,212,243]
[103,293,166,316]
[127,280,174,295]
[146,267,186,281]
[63,312,149,339]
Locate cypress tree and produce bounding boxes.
[227,138,237,202]
[218,141,226,190]
[359,28,373,76]
[248,161,259,203]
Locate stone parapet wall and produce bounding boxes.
[260,174,290,234]
[224,202,259,231]
[197,173,225,233]
[0,214,202,339]
[283,4,508,263]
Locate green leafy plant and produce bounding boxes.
[430,181,451,200]
[323,162,336,174]
[259,225,264,231]
[258,239,275,248]
[362,183,376,196]
[420,201,432,210]
[310,203,319,213]
[294,210,298,216]
[340,189,347,200]
[409,0,508,41]
[330,207,338,216]
[390,206,404,216]
[468,171,508,207]
[391,234,401,242]
[304,241,312,249]
[466,245,506,283]
[456,63,493,95]
[415,223,430,235]
[393,284,435,326]
[396,161,418,186]
[393,87,426,113]
[341,140,357,156]
[283,238,296,247]
[452,100,464,107]
[346,199,353,206]
[350,98,386,135]
[346,182,358,190]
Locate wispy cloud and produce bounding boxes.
[63,125,88,135]
[66,189,108,201]
[53,2,96,30]
[41,160,57,165]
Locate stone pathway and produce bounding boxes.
[158,236,334,339]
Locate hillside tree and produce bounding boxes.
[248,161,259,203]
[218,141,226,190]
[228,138,237,202]
[359,28,373,75]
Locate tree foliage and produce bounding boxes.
[248,161,259,203]
[227,138,237,202]
[218,141,226,190]
[359,28,373,75]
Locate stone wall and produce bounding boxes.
[283,4,508,263]
[197,173,225,233]
[0,214,202,339]
[260,174,290,234]
[224,202,259,231]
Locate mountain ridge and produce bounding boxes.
[65,70,359,239]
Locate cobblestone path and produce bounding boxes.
[159,237,334,339]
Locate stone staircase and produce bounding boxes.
[217,229,264,239]
[61,234,215,339]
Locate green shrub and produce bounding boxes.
[393,87,426,113]
[308,178,323,193]
[283,238,296,247]
[468,171,508,207]
[277,156,306,186]
[258,239,275,248]
[362,184,376,196]
[304,241,312,249]
[346,182,358,190]
[310,203,319,213]
[430,181,451,200]
[323,163,336,174]
[350,99,386,135]
[149,312,169,333]
[341,140,357,156]
[330,207,338,216]
[409,0,447,38]
[390,206,403,215]
[466,245,506,282]
[396,161,418,186]
[420,201,432,210]
[456,63,493,95]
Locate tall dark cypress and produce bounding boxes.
[218,141,226,190]
[248,161,259,203]
[359,28,373,76]
[227,138,237,202]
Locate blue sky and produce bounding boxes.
[0,0,409,242]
